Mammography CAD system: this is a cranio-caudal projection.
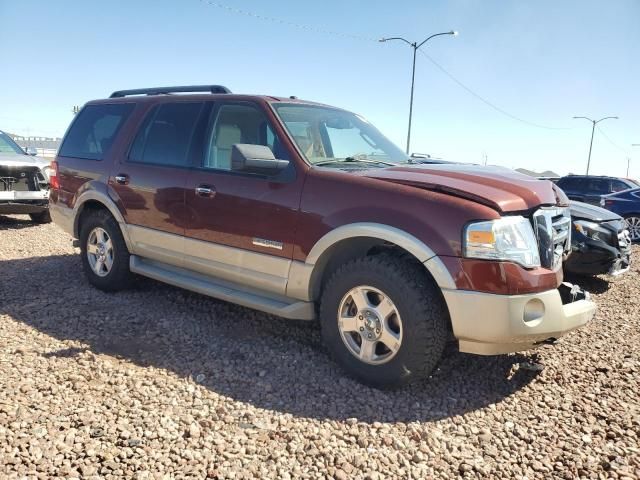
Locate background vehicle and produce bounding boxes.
[556,175,636,205]
[49,85,595,388]
[600,188,640,242]
[0,130,51,223]
[565,201,631,276]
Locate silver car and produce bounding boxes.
[0,130,51,223]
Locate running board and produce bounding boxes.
[129,255,316,320]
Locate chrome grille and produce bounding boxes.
[532,207,572,269]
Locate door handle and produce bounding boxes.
[195,185,216,198]
[114,174,129,185]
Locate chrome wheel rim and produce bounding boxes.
[625,217,640,242]
[337,286,403,365]
[87,227,114,277]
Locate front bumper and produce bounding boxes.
[0,190,49,214]
[443,284,595,355]
[564,237,631,276]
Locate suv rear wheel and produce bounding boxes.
[79,210,133,291]
[320,254,448,389]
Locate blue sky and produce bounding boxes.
[1,0,638,176]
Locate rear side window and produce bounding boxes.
[557,177,578,190]
[59,103,133,160]
[129,102,203,167]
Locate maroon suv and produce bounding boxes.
[50,85,595,388]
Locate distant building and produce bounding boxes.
[516,168,560,179]
[7,132,61,158]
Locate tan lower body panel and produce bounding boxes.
[443,288,595,355]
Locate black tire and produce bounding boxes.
[319,254,449,389]
[29,210,51,224]
[79,209,133,292]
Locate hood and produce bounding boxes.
[570,200,621,222]
[0,152,50,169]
[359,164,562,213]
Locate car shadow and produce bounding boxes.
[564,272,610,294]
[0,253,541,423]
[0,214,36,230]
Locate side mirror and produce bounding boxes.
[231,144,289,174]
[25,146,38,156]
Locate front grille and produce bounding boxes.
[0,167,41,193]
[532,207,572,269]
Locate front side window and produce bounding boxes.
[273,103,407,167]
[129,102,203,167]
[0,131,24,155]
[204,103,285,170]
[59,103,134,160]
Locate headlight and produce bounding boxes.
[574,220,613,243]
[464,216,540,268]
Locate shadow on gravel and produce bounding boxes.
[1,254,541,423]
[0,215,37,231]
[564,273,610,294]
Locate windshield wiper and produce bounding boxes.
[314,155,395,167]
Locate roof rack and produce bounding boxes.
[109,85,231,98]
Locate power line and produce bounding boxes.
[200,0,579,132]
[198,0,378,42]
[417,50,573,131]
[596,126,629,154]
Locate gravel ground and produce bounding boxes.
[0,214,638,479]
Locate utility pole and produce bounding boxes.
[380,31,458,154]
[572,116,618,175]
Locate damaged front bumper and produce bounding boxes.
[443,282,596,355]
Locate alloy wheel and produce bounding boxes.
[337,285,403,365]
[86,227,114,277]
[625,216,640,242]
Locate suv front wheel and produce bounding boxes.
[79,210,133,291]
[320,254,449,389]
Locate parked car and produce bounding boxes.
[565,201,631,276]
[600,188,640,242]
[555,175,636,206]
[0,130,51,223]
[49,85,595,388]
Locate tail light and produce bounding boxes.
[49,160,59,189]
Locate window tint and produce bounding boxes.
[583,178,608,193]
[557,177,579,190]
[59,103,133,160]
[204,103,286,170]
[129,102,203,167]
[611,180,631,192]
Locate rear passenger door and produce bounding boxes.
[109,101,205,267]
[183,101,304,296]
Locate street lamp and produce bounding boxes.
[572,116,618,175]
[380,30,458,154]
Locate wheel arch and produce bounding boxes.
[73,190,132,251]
[287,223,456,302]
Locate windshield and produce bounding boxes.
[273,103,408,166]
[0,131,25,155]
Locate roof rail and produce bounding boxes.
[109,85,231,98]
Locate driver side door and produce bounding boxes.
[183,101,305,296]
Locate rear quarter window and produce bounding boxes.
[59,103,134,160]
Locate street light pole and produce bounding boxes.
[380,31,458,154]
[572,116,618,175]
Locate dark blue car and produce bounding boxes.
[601,188,640,242]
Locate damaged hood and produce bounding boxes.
[360,163,563,213]
[570,200,621,222]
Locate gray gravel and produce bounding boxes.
[0,214,639,479]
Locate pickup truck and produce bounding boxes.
[49,85,596,388]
